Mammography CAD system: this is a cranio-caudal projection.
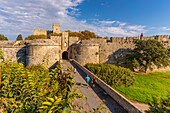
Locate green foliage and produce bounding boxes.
[16,34,23,41]
[92,101,110,113]
[112,72,170,104]
[145,95,170,113]
[25,35,48,40]
[0,48,4,60]
[104,36,109,40]
[85,63,135,87]
[65,30,102,40]
[47,32,62,39]
[0,34,8,40]
[125,39,170,72]
[0,60,84,112]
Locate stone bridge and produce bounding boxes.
[61,60,144,113]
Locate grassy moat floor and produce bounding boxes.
[112,72,170,104]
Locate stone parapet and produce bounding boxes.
[28,39,59,46]
[0,40,30,47]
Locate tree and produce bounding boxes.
[16,34,23,40]
[25,35,47,40]
[0,34,8,40]
[125,39,170,72]
[0,61,84,112]
[64,30,103,40]
[104,36,109,40]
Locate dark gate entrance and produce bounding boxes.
[62,51,68,59]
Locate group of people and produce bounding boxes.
[71,66,97,88]
[85,75,97,88]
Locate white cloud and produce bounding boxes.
[126,25,146,31]
[119,23,127,26]
[161,27,170,31]
[99,20,116,24]
[0,0,146,40]
[116,21,126,26]
[0,0,84,40]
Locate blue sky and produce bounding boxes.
[0,0,170,40]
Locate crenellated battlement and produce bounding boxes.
[110,37,124,42]
[156,35,169,42]
[140,36,154,40]
[33,29,47,35]
[1,24,170,72]
[126,37,138,41]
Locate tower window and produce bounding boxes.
[64,42,67,47]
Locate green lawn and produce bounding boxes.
[112,72,170,104]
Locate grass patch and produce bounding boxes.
[112,72,170,104]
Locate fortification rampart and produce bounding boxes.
[156,35,169,42]
[72,37,137,65]
[70,36,169,71]
[71,43,99,65]
[0,40,31,64]
[0,33,169,72]
[33,29,47,35]
[26,39,60,68]
[141,36,155,40]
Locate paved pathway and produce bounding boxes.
[62,60,127,113]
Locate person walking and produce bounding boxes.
[91,76,97,87]
[85,75,90,88]
[74,68,76,74]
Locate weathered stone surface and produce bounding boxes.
[71,43,99,65]
[33,29,47,35]
[26,39,60,68]
[0,24,169,72]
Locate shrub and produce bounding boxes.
[0,48,4,60]
[0,60,83,112]
[85,63,136,87]
[145,95,170,113]
[16,34,23,40]
[0,34,8,40]
[25,35,48,40]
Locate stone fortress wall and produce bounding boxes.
[70,35,170,72]
[33,29,47,35]
[0,40,31,64]
[26,39,60,68]
[0,23,170,71]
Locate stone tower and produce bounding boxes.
[26,39,60,68]
[61,32,69,51]
[53,23,60,33]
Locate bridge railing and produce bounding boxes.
[71,59,142,113]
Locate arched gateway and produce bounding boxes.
[62,51,68,59]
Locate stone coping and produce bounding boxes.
[71,59,142,113]
[28,39,59,46]
[72,43,99,46]
[0,40,30,47]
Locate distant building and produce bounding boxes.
[33,23,61,35]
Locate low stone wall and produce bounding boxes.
[71,59,142,113]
